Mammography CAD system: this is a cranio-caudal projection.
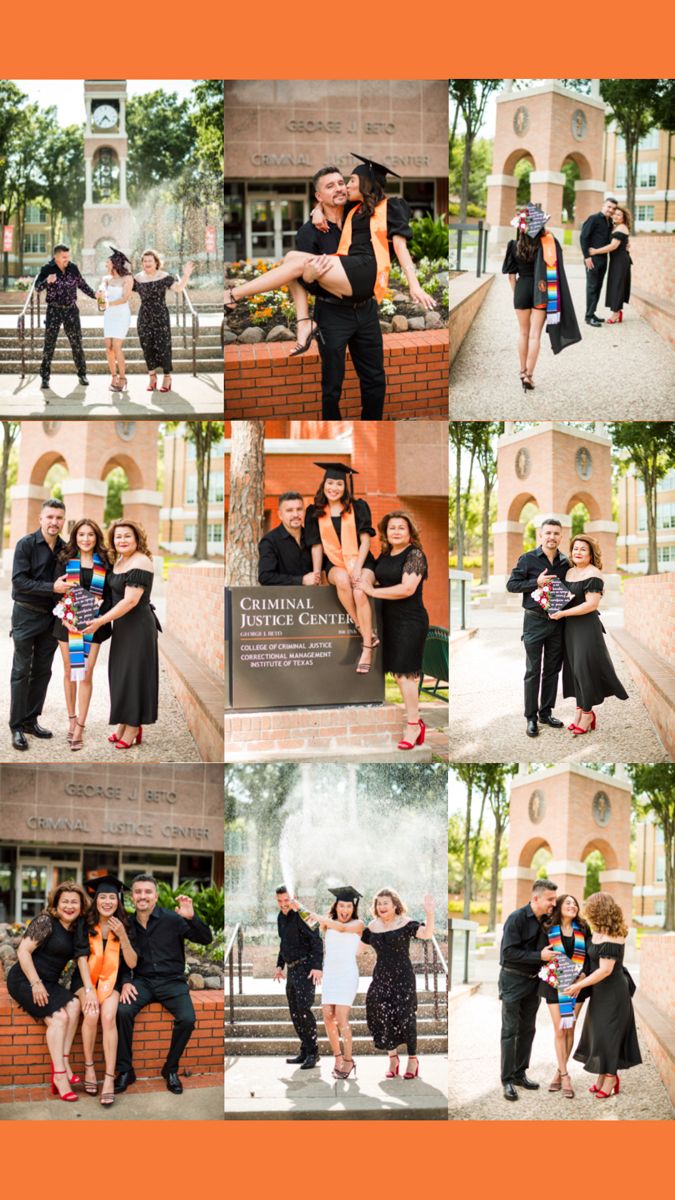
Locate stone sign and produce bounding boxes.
[529,789,546,823]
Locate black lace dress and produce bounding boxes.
[605,231,631,312]
[108,568,159,726]
[6,913,89,1020]
[374,546,429,677]
[502,239,538,309]
[360,920,421,1054]
[573,941,642,1074]
[133,274,176,373]
[561,576,628,710]
[304,499,376,576]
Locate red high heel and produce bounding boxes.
[404,1056,420,1079]
[385,1054,399,1078]
[607,312,623,324]
[398,719,426,751]
[108,732,121,743]
[51,1067,78,1102]
[595,1073,620,1098]
[116,726,143,750]
[571,711,596,736]
[146,374,158,391]
[63,1054,81,1085]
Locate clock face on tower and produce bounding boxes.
[93,103,118,130]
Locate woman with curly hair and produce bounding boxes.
[566,892,641,1097]
[224,155,436,355]
[133,248,194,393]
[539,894,591,1098]
[355,511,430,750]
[549,534,628,735]
[53,518,112,752]
[589,206,632,324]
[81,519,159,749]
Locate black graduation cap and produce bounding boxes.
[313,461,358,481]
[328,885,363,905]
[350,153,401,187]
[85,874,127,899]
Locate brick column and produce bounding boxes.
[8,483,48,545]
[529,171,565,238]
[501,866,535,919]
[599,870,636,926]
[123,489,163,555]
[60,478,107,529]
[486,175,518,243]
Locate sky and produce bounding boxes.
[11,79,194,127]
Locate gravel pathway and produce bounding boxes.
[449,982,673,1121]
[449,607,670,763]
[450,263,675,419]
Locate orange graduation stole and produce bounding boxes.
[88,924,121,1002]
[337,199,390,302]
[318,507,359,571]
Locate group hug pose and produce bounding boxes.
[9,498,159,753]
[258,462,430,750]
[34,243,194,393]
[507,518,628,738]
[500,878,641,1101]
[502,198,631,391]
[225,154,438,420]
[7,875,212,1104]
[274,884,435,1080]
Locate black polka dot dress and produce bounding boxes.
[133,275,176,373]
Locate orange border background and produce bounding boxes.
[1,1,673,1187]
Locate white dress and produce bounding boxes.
[102,279,131,339]
[321,928,361,1006]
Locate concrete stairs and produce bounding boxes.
[0,323,223,375]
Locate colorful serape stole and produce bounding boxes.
[65,554,106,681]
[337,198,391,301]
[548,921,586,1028]
[541,232,561,325]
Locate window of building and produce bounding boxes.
[638,545,674,564]
[184,524,195,543]
[638,503,675,531]
[615,163,626,189]
[656,827,664,844]
[0,844,16,924]
[224,182,245,261]
[655,858,665,883]
[119,851,179,889]
[187,439,225,462]
[224,866,243,891]
[637,161,658,188]
[638,470,675,495]
[25,205,47,224]
[23,233,47,254]
[637,205,655,222]
[186,476,196,504]
[225,829,246,853]
[210,523,223,543]
[178,854,214,889]
[209,473,224,503]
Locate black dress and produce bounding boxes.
[374,546,429,677]
[361,920,421,1053]
[133,275,176,373]
[561,576,628,710]
[605,231,631,312]
[538,928,591,1007]
[108,568,159,726]
[339,198,412,302]
[573,941,642,1074]
[502,239,538,309]
[52,561,112,645]
[304,498,376,576]
[6,912,89,1020]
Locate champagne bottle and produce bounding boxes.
[297,905,319,930]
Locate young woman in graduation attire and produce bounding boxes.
[304,462,379,674]
[502,202,581,391]
[224,154,437,354]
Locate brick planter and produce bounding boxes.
[225,703,431,762]
[0,964,223,1094]
[224,330,449,418]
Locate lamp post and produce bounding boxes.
[0,204,7,290]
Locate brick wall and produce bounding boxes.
[226,704,427,761]
[623,574,674,663]
[166,564,224,680]
[224,331,449,419]
[640,934,675,1021]
[630,236,675,305]
[0,966,223,1089]
[449,274,493,369]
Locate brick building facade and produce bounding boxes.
[634,813,668,924]
[160,427,225,557]
[617,467,675,573]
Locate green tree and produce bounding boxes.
[600,80,663,219]
[628,765,675,930]
[2,102,53,276]
[0,81,29,286]
[0,421,20,550]
[487,766,517,930]
[450,422,483,572]
[104,466,128,525]
[452,764,507,919]
[37,122,85,250]
[189,80,224,177]
[475,423,503,584]
[126,91,193,204]
[448,81,501,222]
[449,136,492,210]
[167,421,225,561]
[609,423,675,574]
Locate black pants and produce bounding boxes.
[499,970,540,1083]
[40,305,87,379]
[522,609,564,720]
[584,256,607,320]
[315,299,386,420]
[116,976,197,1073]
[286,962,318,1056]
[9,604,58,731]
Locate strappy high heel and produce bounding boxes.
[356,643,377,674]
[110,373,124,392]
[523,372,535,391]
[63,1054,81,1085]
[51,1067,77,1102]
[385,1053,399,1078]
[334,1058,357,1080]
[595,1073,620,1098]
[100,1072,116,1107]
[146,373,158,392]
[404,1056,420,1080]
[290,318,324,357]
[116,725,143,750]
[66,714,77,743]
[548,1068,562,1092]
[224,287,237,311]
[70,721,85,752]
[159,375,172,393]
[83,1062,98,1095]
[571,711,596,736]
[561,1071,575,1098]
[607,311,623,324]
[398,719,426,751]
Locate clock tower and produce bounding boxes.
[82,79,132,277]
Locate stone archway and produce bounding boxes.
[501,766,635,923]
[486,80,608,245]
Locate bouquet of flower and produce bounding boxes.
[53,586,99,631]
[532,576,573,615]
[538,954,582,992]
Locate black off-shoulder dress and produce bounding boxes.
[374,545,429,677]
[108,568,159,726]
[304,499,377,576]
[361,920,421,1053]
[133,274,176,374]
[502,239,539,309]
[561,576,628,710]
[605,230,631,312]
[573,941,642,1074]
[339,197,412,302]
[7,913,89,1020]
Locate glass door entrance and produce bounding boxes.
[17,859,81,923]
[246,193,308,259]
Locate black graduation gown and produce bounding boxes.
[533,237,582,355]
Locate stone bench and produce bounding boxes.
[634,989,675,1107]
[609,627,675,757]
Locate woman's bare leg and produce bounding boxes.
[104,337,116,378]
[336,1005,353,1062]
[353,569,376,666]
[76,644,100,730]
[323,1004,341,1063]
[395,673,421,731]
[516,309,530,372]
[231,251,352,302]
[327,566,359,626]
[100,993,119,1079]
[58,643,77,738]
[113,339,126,378]
[547,1003,568,1074]
[526,309,547,376]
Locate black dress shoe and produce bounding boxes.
[503,1082,518,1101]
[526,719,539,738]
[22,721,53,738]
[11,730,29,751]
[539,714,564,728]
[161,1067,183,1094]
[78,375,90,386]
[513,1073,540,1090]
[40,378,50,388]
[114,1069,136,1093]
[286,1053,307,1064]
[585,316,603,327]
[300,1054,320,1070]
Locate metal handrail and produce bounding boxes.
[18,275,39,319]
[174,285,200,375]
[17,276,41,377]
[224,923,244,1027]
[420,935,448,1019]
[449,219,490,278]
[431,933,448,977]
[448,917,479,991]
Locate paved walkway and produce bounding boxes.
[0,372,223,418]
[0,591,201,763]
[449,605,670,763]
[225,1054,448,1119]
[449,980,673,1121]
[0,1078,223,1121]
[450,263,675,419]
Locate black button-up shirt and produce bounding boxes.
[579,212,613,260]
[506,545,570,612]
[500,902,546,973]
[258,524,313,586]
[276,909,324,970]
[122,905,212,983]
[35,259,97,306]
[296,217,344,301]
[12,530,65,611]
